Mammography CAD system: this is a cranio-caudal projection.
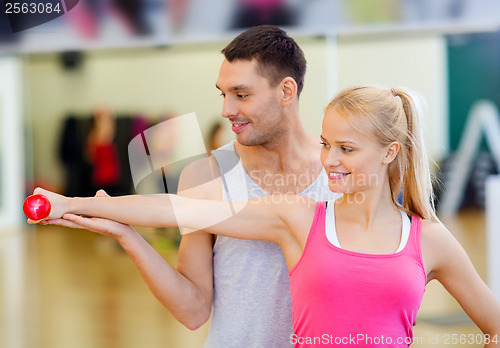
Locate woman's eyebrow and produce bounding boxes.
[335,140,357,145]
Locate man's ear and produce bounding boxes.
[382,141,401,165]
[281,77,297,106]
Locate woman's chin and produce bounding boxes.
[328,184,347,194]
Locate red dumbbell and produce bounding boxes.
[23,194,51,221]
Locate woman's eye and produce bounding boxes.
[341,146,353,153]
[320,141,330,148]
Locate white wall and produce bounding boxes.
[336,34,449,160]
[0,56,24,227]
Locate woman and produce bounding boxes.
[32,86,500,347]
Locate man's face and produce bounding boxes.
[216,59,284,146]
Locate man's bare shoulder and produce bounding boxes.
[178,155,223,200]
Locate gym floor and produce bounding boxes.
[0,209,488,348]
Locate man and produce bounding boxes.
[57,25,339,347]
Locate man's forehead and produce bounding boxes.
[216,59,264,89]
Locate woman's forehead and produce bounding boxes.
[322,108,381,145]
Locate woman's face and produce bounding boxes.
[320,108,397,196]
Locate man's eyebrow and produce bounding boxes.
[228,85,251,91]
[216,83,251,92]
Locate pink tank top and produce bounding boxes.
[289,202,426,347]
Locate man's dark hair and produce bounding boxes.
[222,25,307,96]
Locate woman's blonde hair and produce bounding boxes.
[326,85,439,222]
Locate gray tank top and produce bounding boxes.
[203,142,339,348]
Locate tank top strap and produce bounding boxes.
[306,201,327,247]
[289,201,327,276]
[407,216,421,250]
[211,142,253,201]
[405,216,425,272]
[211,142,240,175]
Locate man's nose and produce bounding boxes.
[221,98,237,119]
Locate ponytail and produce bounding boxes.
[393,88,439,222]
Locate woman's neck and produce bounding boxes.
[335,179,399,230]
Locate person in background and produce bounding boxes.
[86,107,121,196]
[207,121,229,151]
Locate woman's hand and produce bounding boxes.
[33,189,137,241]
[26,187,70,223]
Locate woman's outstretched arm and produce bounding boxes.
[31,187,314,244]
[423,220,500,346]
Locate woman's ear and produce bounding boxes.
[281,77,297,106]
[382,141,400,165]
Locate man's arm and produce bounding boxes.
[174,155,222,329]
[34,157,305,323]
[44,156,222,330]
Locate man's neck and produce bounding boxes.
[236,121,315,168]
[233,122,323,195]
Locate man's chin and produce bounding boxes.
[235,135,263,147]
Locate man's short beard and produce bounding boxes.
[238,128,285,147]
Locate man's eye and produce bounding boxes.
[237,94,248,99]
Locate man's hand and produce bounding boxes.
[40,189,137,241]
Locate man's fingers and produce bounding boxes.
[44,217,85,229]
[30,217,83,229]
[33,187,45,195]
[63,213,89,223]
[63,214,103,230]
[27,218,47,224]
